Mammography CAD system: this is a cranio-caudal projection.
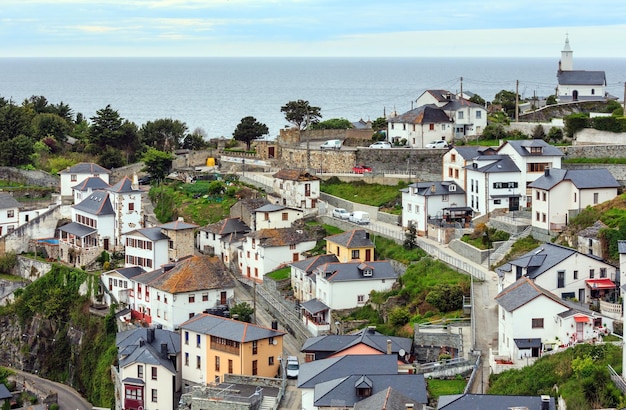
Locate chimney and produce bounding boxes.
[540,395,550,410]
[367,325,376,334]
[387,339,392,355]
[544,167,550,177]
[405,404,414,410]
[365,232,370,240]
[271,320,278,330]
[161,343,168,359]
[162,263,176,273]
[431,184,436,193]
[147,328,155,344]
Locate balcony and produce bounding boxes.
[210,341,240,355]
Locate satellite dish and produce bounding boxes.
[399,349,406,357]
[272,339,278,345]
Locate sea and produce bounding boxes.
[0,57,625,139]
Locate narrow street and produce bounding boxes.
[9,368,93,410]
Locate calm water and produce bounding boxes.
[1,57,624,138]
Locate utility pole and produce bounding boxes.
[515,80,519,123]
[253,280,257,324]
[460,76,463,99]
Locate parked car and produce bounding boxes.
[349,211,370,225]
[332,208,351,219]
[426,140,449,149]
[286,356,299,379]
[138,175,152,185]
[352,164,372,174]
[320,139,342,150]
[369,141,392,149]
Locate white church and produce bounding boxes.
[556,36,607,102]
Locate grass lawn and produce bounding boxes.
[427,378,467,399]
[321,177,406,208]
[266,267,290,281]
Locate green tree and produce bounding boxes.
[426,283,464,312]
[310,118,353,130]
[546,127,564,143]
[469,94,486,106]
[31,112,70,142]
[0,135,34,166]
[98,146,125,169]
[139,118,188,151]
[492,90,519,118]
[182,129,209,150]
[0,101,33,141]
[388,307,410,327]
[232,116,269,150]
[481,123,507,140]
[141,147,175,183]
[118,121,141,164]
[546,95,558,105]
[88,105,124,151]
[403,222,418,250]
[230,302,254,323]
[371,117,388,132]
[564,113,590,138]
[531,124,546,140]
[281,100,322,131]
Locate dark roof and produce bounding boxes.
[297,354,399,388]
[467,156,521,174]
[272,169,320,181]
[73,191,115,215]
[497,139,563,157]
[59,162,111,175]
[255,204,290,213]
[404,181,465,196]
[529,168,619,190]
[618,240,626,255]
[116,327,181,374]
[291,254,340,273]
[71,176,111,192]
[127,226,170,241]
[495,277,568,313]
[495,243,584,280]
[514,338,542,349]
[301,327,412,356]
[450,146,488,160]
[437,393,555,409]
[325,229,374,248]
[421,89,456,103]
[159,219,198,230]
[180,313,285,342]
[389,105,451,125]
[301,298,330,314]
[314,261,399,283]
[558,70,606,86]
[231,198,271,213]
[246,227,316,247]
[0,384,11,400]
[134,255,234,293]
[106,266,146,279]
[0,192,21,209]
[577,220,608,239]
[106,176,139,193]
[314,374,428,407]
[58,222,97,237]
[353,387,423,410]
[441,98,485,111]
[200,217,251,235]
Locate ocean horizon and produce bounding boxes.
[1,57,624,139]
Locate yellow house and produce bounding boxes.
[179,313,285,386]
[325,229,375,263]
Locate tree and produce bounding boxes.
[232,116,269,150]
[469,94,486,106]
[546,95,558,105]
[531,124,546,140]
[139,118,188,151]
[546,127,564,143]
[230,302,254,323]
[182,129,209,150]
[310,118,353,130]
[31,112,70,142]
[88,104,124,151]
[492,90,519,118]
[280,100,322,131]
[371,117,387,132]
[0,135,34,166]
[425,283,464,312]
[403,222,418,250]
[98,146,125,169]
[141,147,175,183]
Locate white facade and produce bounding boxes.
[388,119,452,148]
[254,206,303,230]
[72,207,115,249]
[107,178,144,248]
[124,230,169,270]
[101,269,133,307]
[496,142,563,191]
[466,164,522,215]
[118,358,176,410]
[315,274,396,310]
[272,170,321,210]
[180,328,206,385]
[0,197,20,237]
[59,163,110,197]
[401,182,466,233]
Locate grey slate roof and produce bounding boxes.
[495,277,568,313]
[71,176,111,192]
[441,97,485,112]
[291,254,340,273]
[297,354,399,388]
[255,204,289,212]
[0,384,11,400]
[116,327,181,374]
[180,313,285,342]
[497,139,564,157]
[353,387,423,410]
[107,266,146,279]
[301,327,412,357]
[577,220,608,239]
[301,298,330,314]
[388,104,451,125]
[0,192,20,210]
[59,162,111,175]
[325,229,374,248]
[314,374,428,407]
[73,191,114,215]
[558,70,606,86]
[450,146,491,160]
[528,168,619,190]
[437,393,555,409]
[106,176,139,193]
[127,226,170,241]
[160,219,199,230]
[467,156,521,174]
[58,222,97,237]
[200,217,251,235]
[314,260,399,283]
[404,181,465,196]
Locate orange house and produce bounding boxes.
[325,229,375,263]
[180,313,285,386]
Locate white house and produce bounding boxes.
[495,242,618,304]
[238,227,317,281]
[387,105,453,148]
[254,204,303,230]
[129,255,235,330]
[114,326,181,410]
[272,169,320,210]
[290,254,339,303]
[465,155,522,215]
[71,176,110,205]
[556,36,607,102]
[101,266,146,308]
[196,217,251,266]
[494,277,614,370]
[0,193,20,237]
[124,227,170,270]
[59,162,110,198]
[105,176,144,247]
[442,146,495,192]
[400,181,466,235]
[529,168,619,235]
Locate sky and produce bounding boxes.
[2,0,626,58]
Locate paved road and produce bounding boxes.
[10,368,93,410]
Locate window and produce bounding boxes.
[289,244,296,250]
[600,268,607,278]
[215,356,220,371]
[185,353,189,366]
[197,334,201,348]
[185,331,189,345]
[264,212,269,221]
[494,199,501,205]
[542,192,546,201]
[252,360,258,375]
[164,296,168,304]
[454,169,459,178]
[407,203,412,212]
[442,194,449,202]
[351,250,360,259]
[202,293,208,302]
[7,210,14,218]
[129,203,135,211]
[357,295,365,304]
[536,212,540,221]
[476,110,482,119]
[151,389,157,402]
[138,365,144,378]
[169,240,174,249]
[429,123,435,130]
[590,269,595,279]
[573,270,578,280]
[531,318,544,328]
[448,168,453,177]
[197,356,201,369]
[252,340,258,355]
[457,111,464,119]
[269,337,274,346]
[574,192,577,202]
[536,191,540,200]
[593,193,599,204]
[269,356,274,366]
[151,367,157,380]
[254,268,258,277]
[557,271,565,288]
[228,359,233,373]
[189,295,195,303]
[70,174,77,181]
[282,212,288,221]
[189,312,194,319]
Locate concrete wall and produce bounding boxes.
[1,205,68,256]
[0,167,59,189]
[447,239,503,266]
[15,256,53,281]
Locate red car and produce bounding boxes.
[353,164,372,174]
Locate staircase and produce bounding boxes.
[487,226,532,267]
[259,395,278,410]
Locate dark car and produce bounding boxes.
[138,175,152,185]
[353,164,372,174]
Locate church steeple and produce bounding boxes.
[560,34,573,71]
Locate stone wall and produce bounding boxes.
[0,167,59,189]
[280,147,356,173]
[1,205,68,256]
[519,100,609,122]
[563,141,626,157]
[447,238,503,266]
[506,121,563,135]
[15,256,53,281]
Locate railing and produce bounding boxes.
[210,341,240,355]
[600,300,622,315]
[550,222,566,232]
[608,365,626,394]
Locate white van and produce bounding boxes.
[286,356,299,379]
[349,211,370,225]
[320,139,342,150]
